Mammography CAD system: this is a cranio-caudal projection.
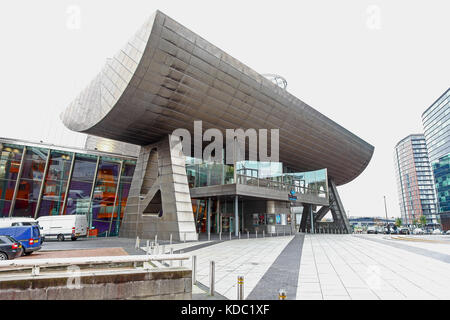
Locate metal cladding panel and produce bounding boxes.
[61,10,374,186]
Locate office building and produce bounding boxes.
[394,134,437,226]
[422,88,450,230]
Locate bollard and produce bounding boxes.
[247,231,249,239]
[256,230,258,239]
[219,232,221,241]
[170,248,173,267]
[208,232,211,241]
[279,289,287,300]
[155,234,158,245]
[162,245,166,255]
[277,230,279,237]
[237,276,244,300]
[170,233,172,245]
[263,230,265,238]
[209,261,215,296]
[184,233,186,243]
[229,231,232,240]
[135,236,140,250]
[179,250,184,266]
[146,240,150,254]
[192,256,197,285]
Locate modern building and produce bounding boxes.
[60,11,374,240]
[0,137,136,237]
[422,88,450,230]
[85,135,141,157]
[394,134,438,226]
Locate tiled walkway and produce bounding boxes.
[297,235,450,300]
[247,234,304,300]
[39,234,450,300]
[187,236,294,300]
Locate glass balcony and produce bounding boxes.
[186,157,328,199]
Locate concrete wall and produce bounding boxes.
[0,268,192,300]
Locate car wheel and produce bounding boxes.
[57,234,65,242]
[24,252,33,256]
[0,252,8,260]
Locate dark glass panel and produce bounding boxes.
[0,200,11,217]
[64,154,97,215]
[13,147,48,217]
[90,160,120,236]
[37,150,72,217]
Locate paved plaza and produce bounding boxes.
[185,234,450,300]
[33,233,450,300]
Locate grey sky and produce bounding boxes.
[0,0,449,218]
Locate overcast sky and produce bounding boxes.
[0,0,449,219]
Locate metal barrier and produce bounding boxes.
[192,255,197,285]
[135,236,140,249]
[279,289,287,300]
[237,276,244,300]
[0,254,190,277]
[209,261,215,296]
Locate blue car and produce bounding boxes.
[0,225,42,255]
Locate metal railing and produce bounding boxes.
[236,174,328,198]
[0,254,190,277]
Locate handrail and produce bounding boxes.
[236,174,327,197]
[0,254,190,269]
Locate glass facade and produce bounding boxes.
[422,88,450,164]
[433,155,450,213]
[0,140,136,237]
[186,158,328,198]
[422,88,450,221]
[0,145,24,217]
[394,135,437,225]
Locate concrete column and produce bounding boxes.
[234,196,239,236]
[310,205,315,234]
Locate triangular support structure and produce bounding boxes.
[299,179,351,234]
[119,135,197,241]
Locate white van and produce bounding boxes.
[0,217,38,228]
[37,215,88,241]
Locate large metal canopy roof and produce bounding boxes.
[61,10,374,186]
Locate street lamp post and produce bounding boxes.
[383,196,389,233]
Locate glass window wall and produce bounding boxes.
[0,144,24,217]
[37,151,72,217]
[14,147,48,217]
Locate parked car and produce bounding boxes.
[367,226,378,234]
[399,227,410,235]
[445,230,450,235]
[432,229,442,235]
[0,225,42,255]
[0,217,38,228]
[37,215,88,241]
[0,235,23,260]
[413,228,424,235]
